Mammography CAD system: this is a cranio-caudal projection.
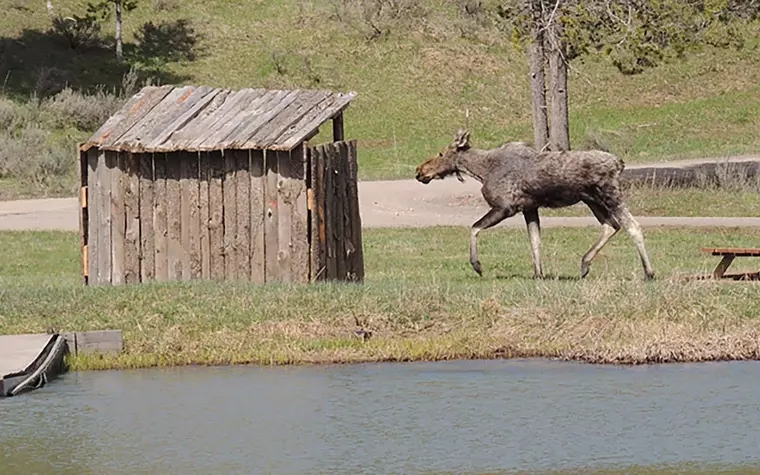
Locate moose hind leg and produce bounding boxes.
[470,207,514,276]
[615,206,655,280]
[580,203,620,278]
[523,208,543,279]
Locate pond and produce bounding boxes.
[2,359,760,474]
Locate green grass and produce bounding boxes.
[0,0,759,196]
[1,227,760,370]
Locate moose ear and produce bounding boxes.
[453,129,471,150]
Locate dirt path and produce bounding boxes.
[2,156,759,232]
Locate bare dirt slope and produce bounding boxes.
[1,156,759,232]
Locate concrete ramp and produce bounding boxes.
[0,333,69,397]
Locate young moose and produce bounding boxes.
[415,129,655,280]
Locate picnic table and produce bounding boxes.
[700,247,760,281]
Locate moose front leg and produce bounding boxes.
[523,207,543,279]
[470,207,515,276]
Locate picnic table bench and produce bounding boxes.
[700,247,760,281]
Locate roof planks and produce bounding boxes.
[82,85,357,153]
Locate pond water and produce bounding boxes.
[2,359,760,474]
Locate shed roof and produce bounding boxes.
[81,85,357,153]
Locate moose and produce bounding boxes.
[414,129,655,280]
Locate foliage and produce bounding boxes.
[498,0,760,74]
[86,0,140,21]
[49,13,102,50]
[330,0,429,40]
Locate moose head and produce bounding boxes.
[415,128,471,184]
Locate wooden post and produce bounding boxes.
[139,154,156,282]
[290,145,310,283]
[346,140,364,283]
[235,150,251,281]
[153,153,169,282]
[309,145,326,282]
[332,112,344,143]
[334,142,347,281]
[78,144,88,285]
[713,255,736,278]
[264,150,279,282]
[250,150,266,283]
[86,149,99,285]
[223,150,238,280]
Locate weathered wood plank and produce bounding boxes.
[334,142,347,281]
[78,146,88,283]
[179,153,193,281]
[234,150,251,281]
[289,145,310,283]
[188,153,202,279]
[323,144,337,280]
[74,330,123,355]
[248,90,328,148]
[197,90,274,150]
[309,145,326,282]
[208,151,225,279]
[97,150,112,285]
[88,85,174,150]
[199,152,211,279]
[276,150,293,282]
[139,154,155,282]
[166,155,183,281]
[228,90,302,149]
[124,153,141,284]
[86,149,100,285]
[109,151,125,285]
[164,89,233,149]
[143,86,219,150]
[130,85,208,147]
[186,89,266,151]
[703,247,760,257]
[265,151,280,282]
[116,86,195,153]
[206,90,285,150]
[267,95,337,151]
[153,153,169,282]
[223,151,238,280]
[274,93,357,151]
[346,140,365,282]
[250,150,266,283]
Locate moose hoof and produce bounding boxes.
[645,271,655,281]
[580,261,590,279]
[471,260,483,276]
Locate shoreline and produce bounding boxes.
[65,328,760,372]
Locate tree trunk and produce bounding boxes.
[528,0,549,152]
[528,32,549,152]
[115,0,123,61]
[548,17,570,152]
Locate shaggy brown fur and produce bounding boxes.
[415,129,655,280]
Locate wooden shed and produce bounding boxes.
[78,84,364,286]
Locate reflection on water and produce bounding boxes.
[2,359,760,474]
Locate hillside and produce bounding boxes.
[1,0,760,197]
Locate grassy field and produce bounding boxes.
[1,0,760,199]
[1,227,759,371]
